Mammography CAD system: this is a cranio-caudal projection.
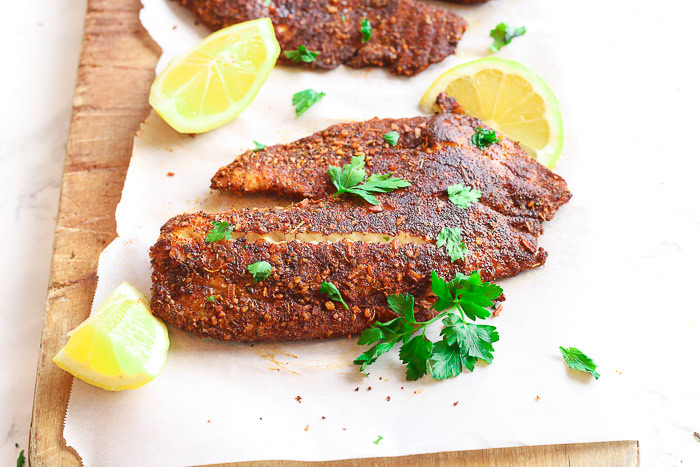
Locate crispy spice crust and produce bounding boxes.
[180,0,467,76]
[212,97,571,222]
[151,195,545,341]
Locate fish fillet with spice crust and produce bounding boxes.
[150,191,547,341]
[180,0,467,76]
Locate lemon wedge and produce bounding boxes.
[53,282,169,391]
[149,18,281,133]
[420,57,563,168]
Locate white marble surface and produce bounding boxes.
[0,0,86,463]
[1,0,699,465]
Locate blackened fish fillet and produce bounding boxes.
[180,0,467,76]
[212,97,571,223]
[150,193,546,341]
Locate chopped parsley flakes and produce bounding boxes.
[360,19,372,43]
[248,261,272,283]
[436,227,468,262]
[205,220,234,242]
[471,127,499,149]
[447,184,482,209]
[382,131,399,147]
[320,282,349,310]
[489,22,527,52]
[560,346,600,379]
[292,89,326,116]
[283,45,319,63]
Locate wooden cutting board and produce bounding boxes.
[27,1,639,465]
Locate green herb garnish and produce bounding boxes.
[382,131,399,147]
[436,227,468,262]
[360,19,372,43]
[247,261,272,283]
[374,435,383,444]
[447,184,482,209]
[328,155,411,205]
[354,271,502,380]
[17,450,25,467]
[320,282,349,310]
[560,346,600,379]
[206,295,218,303]
[252,140,267,152]
[471,127,499,149]
[489,22,526,52]
[205,220,233,242]
[292,89,326,116]
[263,0,271,5]
[284,45,319,63]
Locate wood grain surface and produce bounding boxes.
[28,1,639,465]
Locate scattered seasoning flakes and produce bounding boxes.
[694,432,700,442]
[322,416,326,420]
[207,419,211,423]
[167,171,175,177]
[295,395,302,403]
[492,303,503,317]
[453,401,459,406]
[15,443,19,448]
[305,425,310,432]
[373,435,383,445]
[401,387,404,390]
[386,396,391,401]
[535,395,541,401]
[367,386,372,391]
[354,387,359,391]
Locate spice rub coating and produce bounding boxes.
[180,0,467,76]
[212,104,571,222]
[151,196,545,341]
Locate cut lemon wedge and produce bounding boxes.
[420,57,563,168]
[53,282,169,391]
[149,18,281,133]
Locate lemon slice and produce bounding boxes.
[53,282,169,391]
[149,18,281,133]
[420,57,563,168]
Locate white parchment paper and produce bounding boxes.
[63,0,700,465]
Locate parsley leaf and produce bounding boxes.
[471,127,499,149]
[354,271,502,381]
[382,130,399,147]
[247,261,272,283]
[292,89,326,116]
[284,45,319,63]
[436,227,468,262]
[263,0,271,5]
[489,22,527,52]
[205,220,233,242]
[17,450,25,467]
[360,19,372,43]
[374,435,383,444]
[328,155,411,205]
[320,282,349,310]
[448,184,482,209]
[252,140,266,152]
[560,346,600,379]
[206,295,218,303]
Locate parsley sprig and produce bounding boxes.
[284,45,319,63]
[489,22,527,52]
[382,131,399,147]
[354,271,503,380]
[328,155,411,205]
[252,140,267,152]
[292,89,326,116]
